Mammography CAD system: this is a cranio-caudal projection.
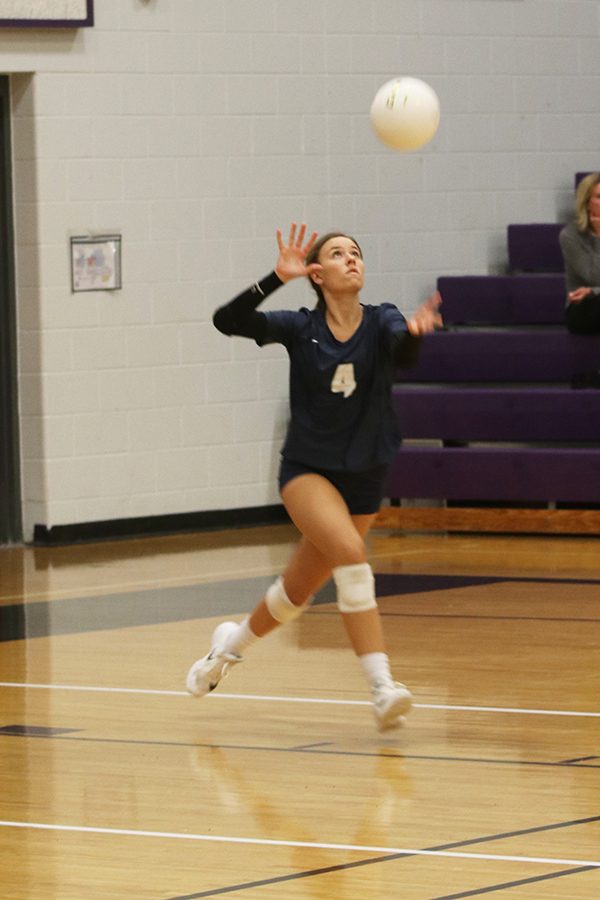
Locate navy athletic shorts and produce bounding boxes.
[278,458,388,515]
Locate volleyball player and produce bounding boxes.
[186,223,442,730]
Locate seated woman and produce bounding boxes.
[560,171,600,335]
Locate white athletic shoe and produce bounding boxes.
[186,621,242,698]
[372,681,413,732]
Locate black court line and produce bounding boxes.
[433,865,598,899]
[164,815,600,899]
[2,572,600,643]
[559,755,599,764]
[173,866,600,900]
[168,853,404,898]
[374,573,600,590]
[290,741,334,751]
[1,732,599,771]
[312,610,600,623]
[0,724,80,736]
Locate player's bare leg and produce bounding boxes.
[280,474,412,729]
[187,473,411,727]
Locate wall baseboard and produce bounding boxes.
[33,504,291,546]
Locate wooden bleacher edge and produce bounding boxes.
[374,505,600,535]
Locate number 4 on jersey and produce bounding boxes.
[330,363,357,398]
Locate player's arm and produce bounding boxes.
[393,290,443,367]
[393,331,422,368]
[213,223,321,342]
[406,290,443,336]
[213,272,283,341]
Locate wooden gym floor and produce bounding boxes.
[0,524,599,898]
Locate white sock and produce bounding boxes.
[359,652,394,690]
[224,617,259,657]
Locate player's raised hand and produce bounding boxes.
[406,290,443,336]
[274,222,320,283]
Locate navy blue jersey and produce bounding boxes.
[260,303,408,471]
[213,271,419,473]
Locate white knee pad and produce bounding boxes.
[333,562,377,613]
[265,577,306,624]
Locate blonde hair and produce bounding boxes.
[575,172,600,232]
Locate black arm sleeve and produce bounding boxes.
[212,270,284,343]
[393,331,422,368]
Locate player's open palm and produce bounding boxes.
[275,222,320,283]
[407,290,443,335]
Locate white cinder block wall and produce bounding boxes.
[5,0,600,540]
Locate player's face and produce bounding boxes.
[316,236,364,293]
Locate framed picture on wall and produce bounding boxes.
[70,235,121,293]
[0,1,93,27]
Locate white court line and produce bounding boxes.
[0,820,598,868]
[0,681,599,718]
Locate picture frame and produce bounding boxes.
[0,1,93,28]
[70,234,121,293]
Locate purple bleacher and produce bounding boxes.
[393,385,600,441]
[390,182,600,514]
[395,330,600,383]
[437,274,566,325]
[386,446,600,503]
[507,224,564,272]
